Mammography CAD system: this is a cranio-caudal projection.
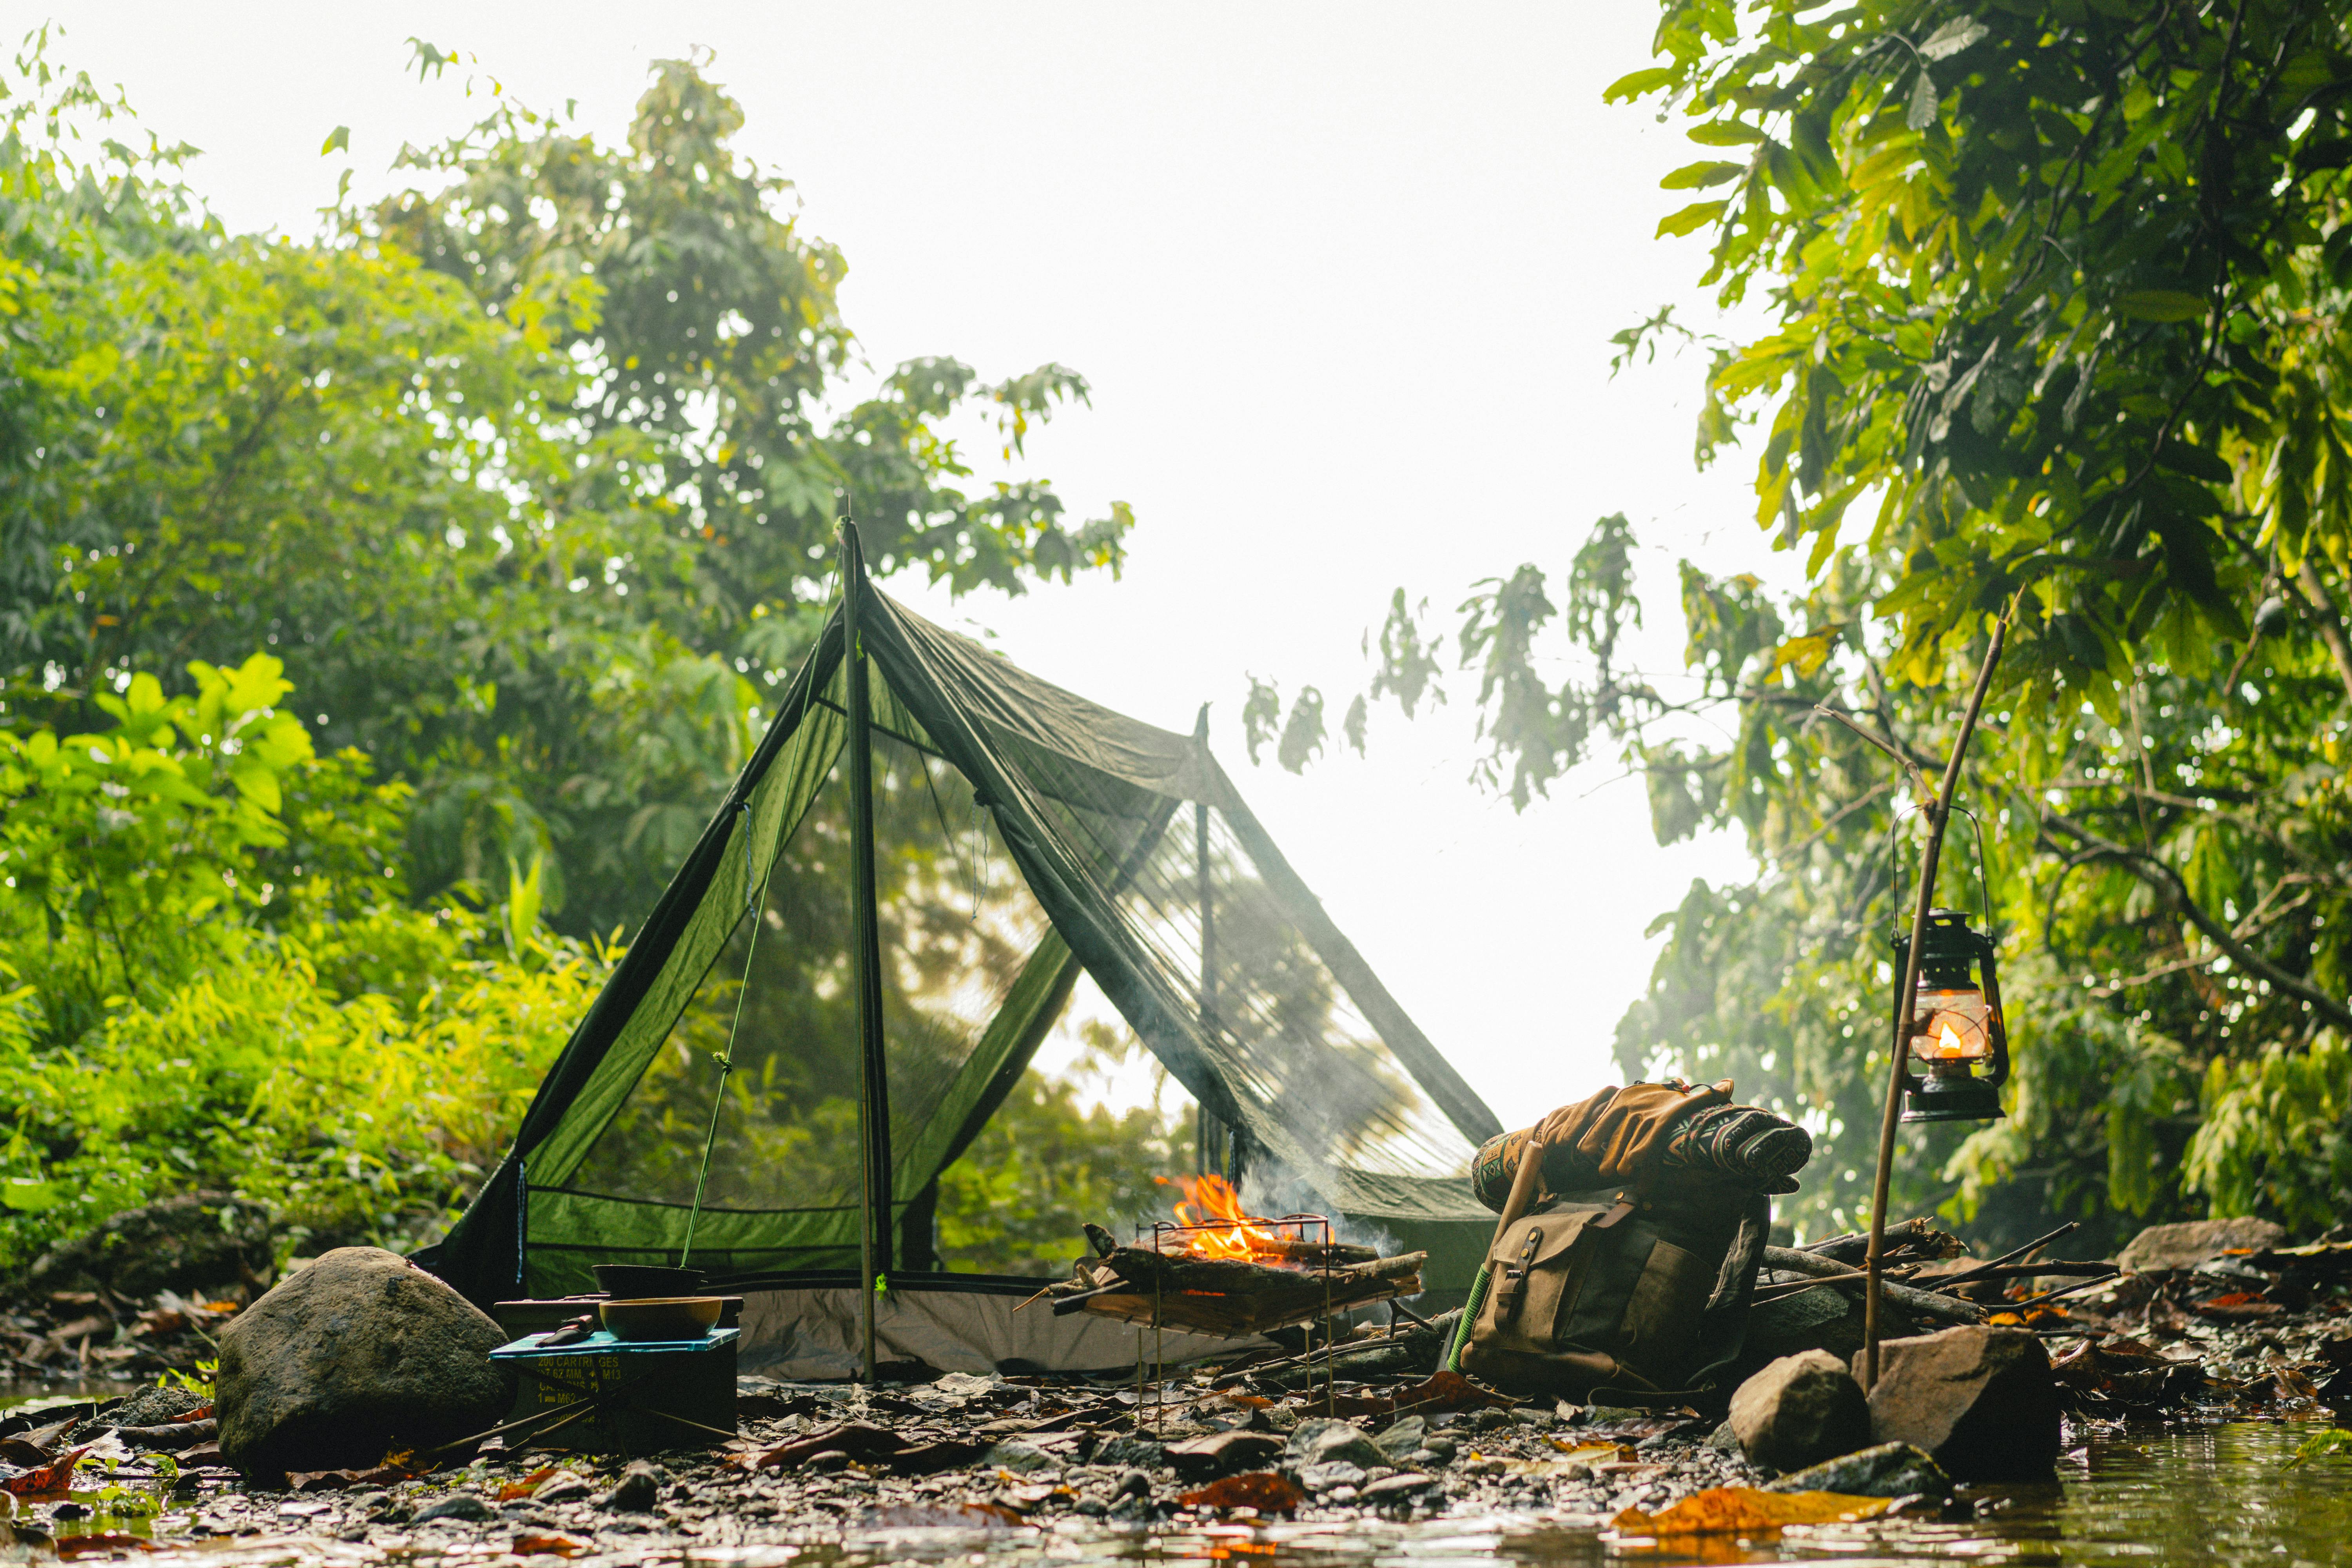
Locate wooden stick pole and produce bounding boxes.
[1862,610,2010,1390]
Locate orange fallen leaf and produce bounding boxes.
[512,1532,594,1558]
[499,1465,561,1502]
[4,1445,88,1496]
[1177,1471,1305,1514]
[56,1533,158,1559]
[1613,1486,1893,1536]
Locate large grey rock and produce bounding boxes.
[1722,1285,1916,1393]
[1855,1325,2060,1482]
[27,1192,272,1299]
[1763,1440,1952,1498]
[2115,1218,2285,1274]
[216,1247,513,1477]
[1730,1350,1871,1473]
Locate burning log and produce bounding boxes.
[1052,1247,1427,1336]
[1049,1178,1426,1336]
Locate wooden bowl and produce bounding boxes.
[597,1296,724,1342]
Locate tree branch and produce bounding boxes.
[2290,563,2352,709]
[2040,808,2352,1036]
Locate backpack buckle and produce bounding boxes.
[1589,1191,1639,1229]
[1495,1226,1543,1319]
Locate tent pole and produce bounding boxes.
[1193,704,1221,1182]
[841,519,892,1384]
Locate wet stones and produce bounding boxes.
[1165,1428,1284,1478]
[1729,1350,1871,1472]
[1763,1439,1953,1498]
[1856,1325,2060,1482]
[2116,1218,2286,1275]
[1371,1416,1425,1461]
[412,1493,494,1523]
[216,1246,515,1478]
[598,1461,667,1511]
[1286,1418,1384,1470]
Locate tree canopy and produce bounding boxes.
[3,39,1129,940]
[0,37,1171,1273]
[1276,2,2352,1247]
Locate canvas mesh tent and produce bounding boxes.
[423,532,1502,1355]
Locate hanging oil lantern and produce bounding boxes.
[1891,907,2009,1123]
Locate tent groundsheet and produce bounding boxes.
[728,1272,1273,1381]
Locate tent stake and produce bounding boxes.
[842,519,893,1385]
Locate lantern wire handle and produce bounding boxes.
[1884,800,1992,935]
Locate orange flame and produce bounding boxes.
[1154,1173,1290,1261]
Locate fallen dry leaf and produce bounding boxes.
[1546,1440,1634,1463]
[1329,1369,1512,1420]
[511,1531,594,1558]
[1614,1486,1893,1536]
[54,1532,157,1559]
[738,1420,907,1471]
[3,1445,87,1497]
[498,1465,562,1502]
[1177,1471,1305,1514]
[285,1458,421,1492]
[0,1439,53,1468]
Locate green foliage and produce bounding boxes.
[1633,1,2352,701]
[0,652,607,1267]
[935,1024,1194,1276]
[1281,6,2352,1245]
[2288,1427,2352,1468]
[2,38,1130,940]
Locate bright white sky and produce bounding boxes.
[25,2,1811,1132]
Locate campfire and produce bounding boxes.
[1043,1174,1427,1337]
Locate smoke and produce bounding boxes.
[1240,1160,1401,1262]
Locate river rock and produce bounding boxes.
[2116,1218,2285,1274]
[216,1247,514,1477]
[1298,1459,1367,1492]
[1764,1440,1953,1498]
[27,1192,272,1299]
[1165,1429,1283,1478]
[1092,1435,1167,1470]
[1855,1325,2059,1481]
[1371,1416,1426,1459]
[1286,1419,1383,1470]
[599,1461,664,1511]
[1730,1350,1871,1472]
[980,1439,1059,1473]
[414,1494,493,1523]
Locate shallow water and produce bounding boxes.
[24,1421,2352,1566]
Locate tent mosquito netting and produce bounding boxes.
[422,536,1503,1339]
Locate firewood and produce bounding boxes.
[1071,1249,1429,1336]
[1143,1236,1379,1266]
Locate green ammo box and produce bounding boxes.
[490,1327,739,1455]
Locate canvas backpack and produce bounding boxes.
[1458,1168,1770,1403]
